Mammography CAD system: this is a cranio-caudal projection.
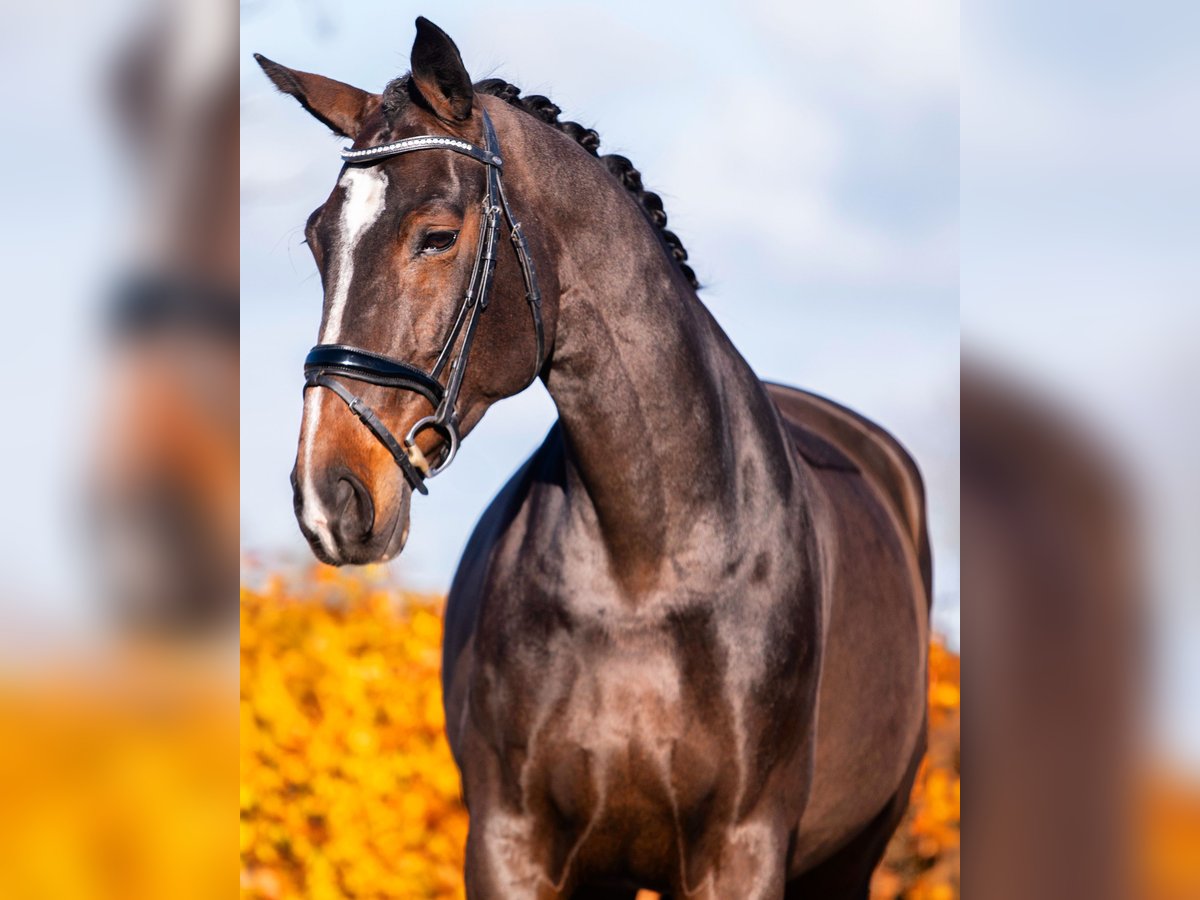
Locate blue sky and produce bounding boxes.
[240,0,960,637]
[962,0,1200,763]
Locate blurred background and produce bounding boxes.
[962,2,1200,897]
[963,0,1200,763]
[1,0,238,897]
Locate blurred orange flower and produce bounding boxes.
[241,568,960,899]
[241,568,467,899]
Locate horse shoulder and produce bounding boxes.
[442,423,567,752]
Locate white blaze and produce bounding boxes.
[299,166,388,549]
[299,388,337,558]
[320,166,389,344]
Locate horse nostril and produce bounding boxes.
[333,472,374,544]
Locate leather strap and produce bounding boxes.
[486,111,544,382]
[304,345,444,407]
[305,109,544,493]
[305,372,429,495]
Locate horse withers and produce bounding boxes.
[257,17,930,899]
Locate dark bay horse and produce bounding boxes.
[91,8,239,633]
[257,17,930,898]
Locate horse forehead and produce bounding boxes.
[317,166,389,345]
[336,167,389,240]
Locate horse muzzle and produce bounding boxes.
[291,463,412,566]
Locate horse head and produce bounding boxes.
[257,18,554,565]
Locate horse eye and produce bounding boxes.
[420,230,459,253]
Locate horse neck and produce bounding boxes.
[501,108,799,588]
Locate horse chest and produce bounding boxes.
[469,593,813,833]
[506,632,731,835]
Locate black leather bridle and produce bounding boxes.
[303,110,543,495]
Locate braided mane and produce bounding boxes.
[474,79,697,289]
[379,75,697,289]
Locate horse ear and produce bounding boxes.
[254,53,372,138]
[409,17,474,122]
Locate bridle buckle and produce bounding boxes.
[302,108,543,495]
[404,415,459,478]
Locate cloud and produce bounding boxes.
[743,0,958,100]
[663,75,956,291]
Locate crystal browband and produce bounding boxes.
[341,134,503,167]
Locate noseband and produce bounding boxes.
[303,109,543,495]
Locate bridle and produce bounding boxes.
[302,109,543,496]
[111,274,239,340]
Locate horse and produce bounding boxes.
[257,17,930,898]
[90,5,240,633]
[962,367,1137,900]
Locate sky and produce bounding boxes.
[240,0,960,638]
[0,0,140,635]
[961,0,1200,764]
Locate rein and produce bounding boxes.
[302,110,543,495]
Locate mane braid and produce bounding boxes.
[474,78,699,290]
[379,75,698,289]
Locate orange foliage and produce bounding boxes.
[1139,771,1200,900]
[241,569,466,899]
[870,641,961,900]
[240,568,961,898]
[0,655,236,900]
